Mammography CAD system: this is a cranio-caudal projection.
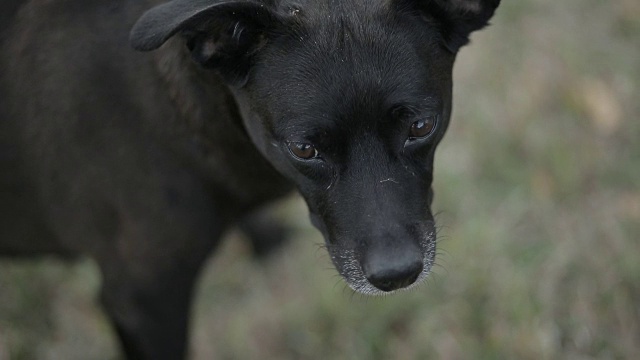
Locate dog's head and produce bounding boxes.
[131,0,500,295]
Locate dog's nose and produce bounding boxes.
[363,250,423,292]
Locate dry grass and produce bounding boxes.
[1,0,638,359]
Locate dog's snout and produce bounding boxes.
[363,247,423,292]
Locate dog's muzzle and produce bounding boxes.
[327,226,436,296]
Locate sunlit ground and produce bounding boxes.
[1,0,638,359]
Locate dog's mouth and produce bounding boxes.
[326,227,437,296]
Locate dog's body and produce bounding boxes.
[0,0,500,358]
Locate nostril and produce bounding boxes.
[366,260,423,292]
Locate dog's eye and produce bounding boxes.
[288,142,319,160]
[409,116,437,139]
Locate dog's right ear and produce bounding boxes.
[397,0,501,53]
[130,0,285,85]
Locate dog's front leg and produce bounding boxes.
[92,181,225,360]
[239,206,290,258]
[99,259,200,360]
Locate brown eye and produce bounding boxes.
[288,142,318,160]
[409,116,437,139]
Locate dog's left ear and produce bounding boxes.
[398,0,501,53]
[130,0,285,86]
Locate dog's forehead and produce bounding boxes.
[276,0,390,15]
[255,0,446,130]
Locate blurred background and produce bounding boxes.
[1,0,638,359]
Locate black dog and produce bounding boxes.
[0,0,500,358]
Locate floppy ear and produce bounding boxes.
[400,0,501,53]
[130,0,284,85]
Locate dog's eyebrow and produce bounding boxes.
[272,120,335,141]
[408,96,441,109]
[390,97,442,117]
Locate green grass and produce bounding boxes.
[1,0,639,359]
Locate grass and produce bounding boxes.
[1,0,639,359]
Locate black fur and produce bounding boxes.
[0,0,500,358]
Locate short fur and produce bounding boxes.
[0,0,500,358]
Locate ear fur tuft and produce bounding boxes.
[130,0,284,85]
[130,1,278,51]
[399,0,501,52]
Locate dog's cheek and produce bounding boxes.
[308,211,331,241]
[300,190,345,242]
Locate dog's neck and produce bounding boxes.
[151,39,293,208]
